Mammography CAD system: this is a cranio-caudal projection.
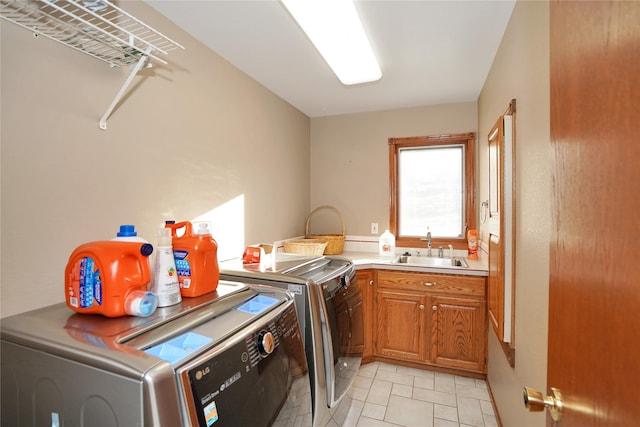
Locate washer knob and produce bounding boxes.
[257,331,275,355]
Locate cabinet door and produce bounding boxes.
[356,270,375,358]
[430,296,486,372]
[376,290,426,361]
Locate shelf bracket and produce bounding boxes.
[99,47,151,130]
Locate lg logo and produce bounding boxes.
[194,366,211,380]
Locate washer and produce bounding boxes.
[1,282,312,426]
[220,253,364,427]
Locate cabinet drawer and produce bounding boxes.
[377,270,486,297]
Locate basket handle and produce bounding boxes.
[305,205,346,237]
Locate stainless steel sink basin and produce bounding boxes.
[394,255,469,268]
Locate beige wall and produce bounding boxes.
[0,2,310,318]
[478,1,550,426]
[309,103,478,236]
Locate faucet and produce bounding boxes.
[438,246,444,258]
[426,227,432,257]
[448,244,454,259]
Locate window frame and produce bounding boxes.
[389,132,477,249]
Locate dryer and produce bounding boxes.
[220,253,364,427]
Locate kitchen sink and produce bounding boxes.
[394,255,469,268]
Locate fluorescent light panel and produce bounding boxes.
[281,0,382,85]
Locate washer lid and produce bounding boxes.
[242,252,327,274]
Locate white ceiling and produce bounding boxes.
[146,0,516,118]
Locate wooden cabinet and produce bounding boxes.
[373,270,487,375]
[376,290,426,361]
[356,270,375,359]
[430,295,485,372]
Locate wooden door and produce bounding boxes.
[546,1,640,424]
[487,114,504,342]
[375,290,425,361]
[430,295,486,373]
[487,234,503,341]
[487,107,517,364]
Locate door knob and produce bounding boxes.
[523,386,563,422]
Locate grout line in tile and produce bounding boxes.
[351,362,494,427]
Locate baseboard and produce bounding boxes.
[486,379,504,427]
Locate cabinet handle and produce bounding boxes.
[432,306,438,311]
[422,282,435,287]
[419,305,425,310]
[369,280,374,286]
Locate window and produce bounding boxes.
[389,133,476,249]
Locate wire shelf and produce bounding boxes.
[1,0,184,67]
[1,0,185,129]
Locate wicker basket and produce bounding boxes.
[305,205,346,255]
[283,239,328,256]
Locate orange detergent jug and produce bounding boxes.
[165,221,219,297]
[65,240,157,318]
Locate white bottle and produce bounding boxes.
[151,228,182,307]
[379,229,396,257]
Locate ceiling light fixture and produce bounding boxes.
[280,0,382,85]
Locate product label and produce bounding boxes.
[203,400,219,426]
[156,247,181,305]
[172,249,192,288]
[69,256,102,308]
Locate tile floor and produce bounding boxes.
[344,362,498,427]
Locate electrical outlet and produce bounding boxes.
[371,223,379,234]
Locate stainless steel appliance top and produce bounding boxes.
[2,280,311,427]
[220,253,353,286]
[0,282,267,377]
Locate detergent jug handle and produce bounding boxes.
[165,221,192,239]
[164,220,177,237]
[125,244,157,317]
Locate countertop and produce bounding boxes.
[341,251,489,277]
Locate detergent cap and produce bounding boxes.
[117,224,138,237]
[125,291,158,317]
[195,222,211,235]
[140,243,154,256]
